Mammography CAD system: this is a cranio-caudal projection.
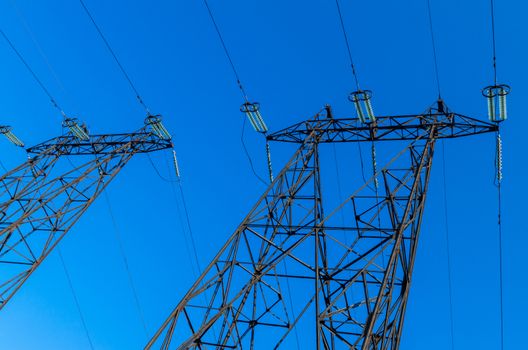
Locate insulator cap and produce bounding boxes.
[348,90,376,123]
[482,84,511,98]
[240,102,260,113]
[240,101,268,133]
[0,125,12,134]
[348,90,373,102]
[145,114,172,140]
[482,84,510,123]
[62,117,89,141]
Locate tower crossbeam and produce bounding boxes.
[0,125,172,310]
[147,102,496,349]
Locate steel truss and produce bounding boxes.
[0,127,172,310]
[147,102,496,349]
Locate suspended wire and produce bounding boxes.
[497,161,505,350]
[441,141,455,350]
[145,153,202,273]
[494,131,505,350]
[57,247,95,350]
[488,1,505,347]
[10,0,71,101]
[161,154,200,278]
[281,262,301,350]
[426,0,442,97]
[78,0,150,114]
[202,0,249,101]
[177,181,203,273]
[147,151,221,339]
[0,28,66,116]
[490,0,498,85]
[202,0,273,186]
[102,189,149,338]
[334,0,360,90]
[241,118,268,186]
[333,0,373,188]
[356,141,368,184]
[0,159,8,172]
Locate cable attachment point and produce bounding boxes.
[348,90,376,123]
[0,125,25,147]
[265,140,274,183]
[62,118,89,141]
[145,115,172,140]
[240,102,268,133]
[482,84,510,122]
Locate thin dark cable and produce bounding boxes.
[494,129,504,350]
[489,5,506,343]
[490,0,498,85]
[10,0,71,100]
[0,160,8,172]
[334,0,360,90]
[356,142,368,184]
[149,151,221,339]
[281,262,301,350]
[102,189,149,337]
[162,154,200,278]
[371,140,385,265]
[146,153,176,183]
[426,0,442,97]
[57,248,95,350]
[0,28,65,116]
[79,0,150,114]
[177,182,203,273]
[241,118,268,186]
[441,141,455,350]
[202,0,249,100]
[145,153,202,274]
[497,171,504,350]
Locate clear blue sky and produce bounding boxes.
[0,0,525,349]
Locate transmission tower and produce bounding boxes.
[0,118,172,310]
[146,101,496,349]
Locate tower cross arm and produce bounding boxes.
[26,131,173,156]
[267,112,497,144]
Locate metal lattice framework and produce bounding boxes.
[147,102,496,349]
[0,126,172,310]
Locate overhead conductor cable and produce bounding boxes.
[335,0,379,196]
[425,2,456,348]
[483,1,508,349]
[203,0,274,184]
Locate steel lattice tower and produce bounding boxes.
[0,123,172,310]
[147,101,496,349]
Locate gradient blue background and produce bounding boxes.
[0,0,525,348]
